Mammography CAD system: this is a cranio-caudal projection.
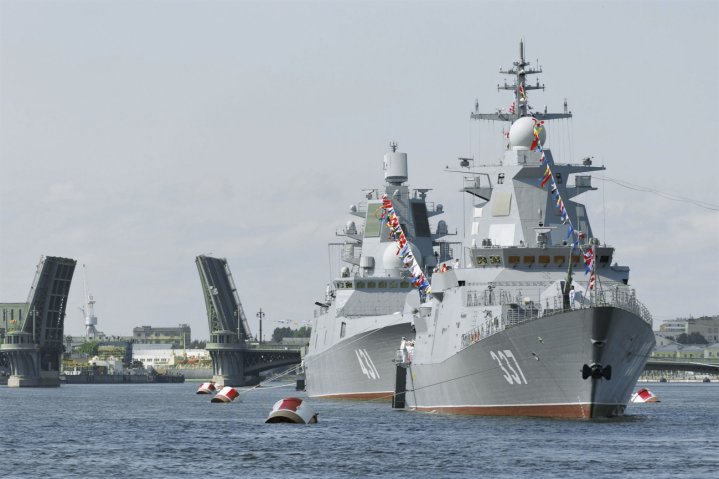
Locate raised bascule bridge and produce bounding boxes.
[1,256,76,387]
[195,255,301,387]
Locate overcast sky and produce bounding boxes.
[1,0,717,339]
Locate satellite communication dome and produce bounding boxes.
[382,242,423,270]
[509,116,547,150]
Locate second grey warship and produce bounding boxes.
[304,145,453,399]
[400,42,655,419]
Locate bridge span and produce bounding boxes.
[195,255,301,387]
[0,256,76,387]
[644,359,719,375]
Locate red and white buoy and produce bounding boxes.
[266,397,318,424]
[631,387,660,403]
[196,382,216,394]
[211,386,240,403]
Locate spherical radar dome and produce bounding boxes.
[509,116,547,150]
[382,242,423,270]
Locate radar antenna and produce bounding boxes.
[470,40,573,123]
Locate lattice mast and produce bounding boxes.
[470,40,572,123]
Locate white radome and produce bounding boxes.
[509,116,547,149]
[382,242,423,271]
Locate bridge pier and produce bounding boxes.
[1,332,61,387]
[207,342,247,387]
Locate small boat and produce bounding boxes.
[211,386,239,403]
[265,397,318,424]
[196,382,216,394]
[630,387,660,403]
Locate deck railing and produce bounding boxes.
[460,291,652,349]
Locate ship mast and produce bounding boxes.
[470,39,573,123]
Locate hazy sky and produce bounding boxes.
[1,0,717,339]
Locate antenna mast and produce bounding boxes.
[470,39,573,123]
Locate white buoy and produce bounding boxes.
[265,397,318,424]
[196,382,216,394]
[211,386,239,403]
[630,387,660,403]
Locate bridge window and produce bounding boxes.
[388,281,398,288]
[476,256,488,265]
[356,281,365,288]
[364,202,383,237]
[345,282,353,289]
[366,282,376,288]
[489,256,502,265]
[378,281,387,288]
[507,256,520,265]
[400,281,410,288]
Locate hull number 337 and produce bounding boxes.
[490,349,528,385]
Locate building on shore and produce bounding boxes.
[658,316,719,343]
[132,324,191,348]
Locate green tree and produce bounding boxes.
[676,332,708,344]
[77,341,99,355]
[272,327,293,343]
[294,326,311,338]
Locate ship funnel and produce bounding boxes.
[383,142,408,185]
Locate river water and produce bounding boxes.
[0,382,717,478]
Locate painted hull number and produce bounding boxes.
[355,348,380,380]
[490,349,528,385]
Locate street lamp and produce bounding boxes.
[256,308,265,345]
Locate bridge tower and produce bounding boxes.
[195,255,254,387]
[1,256,76,387]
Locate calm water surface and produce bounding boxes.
[1,382,717,478]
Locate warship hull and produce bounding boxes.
[306,321,414,400]
[407,306,655,418]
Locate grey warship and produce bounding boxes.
[403,42,655,419]
[305,145,452,399]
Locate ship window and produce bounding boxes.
[599,255,610,264]
[411,202,431,237]
[340,322,346,338]
[388,281,398,288]
[364,202,383,237]
[489,256,502,265]
[507,256,520,265]
[476,256,488,265]
[336,282,344,289]
[400,281,410,288]
[538,255,550,264]
[571,255,581,263]
[356,281,365,288]
[366,282,376,288]
[378,281,387,288]
[498,173,505,184]
[556,172,563,184]
[345,282,353,289]
[523,256,535,264]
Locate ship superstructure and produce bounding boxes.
[403,42,655,418]
[305,144,453,399]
